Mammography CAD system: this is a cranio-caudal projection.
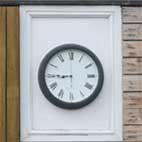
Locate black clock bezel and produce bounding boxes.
[38,44,104,109]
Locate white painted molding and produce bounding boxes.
[20,6,122,141]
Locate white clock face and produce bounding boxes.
[38,44,104,109]
[45,49,99,103]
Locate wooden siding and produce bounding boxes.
[0,7,19,142]
[123,7,142,141]
[0,7,6,142]
[6,7,20,142]
[0,6,142,142]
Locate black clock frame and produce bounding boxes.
[38,44,104,109]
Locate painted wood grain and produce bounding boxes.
[6,7,20,142]
[124,108,142,125]
[0,7,6,142]
[123,58,142,75]
[123,41,142,57]
[123,7,142,23]
[123,7,142,141]
[123,24,142,40]
[123,75,142,92]
[124,125,142,141]
[124,92,142,109]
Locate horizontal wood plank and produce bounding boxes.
[123,24,142,40]
[124,92,142,109]
[123,7,142,23]
[123,75,142,92]
[123,58,142,74]
[124,125,142,141]
[123,41,142,57]
[124,108,142,125]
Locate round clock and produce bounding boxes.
[38,44,104,109]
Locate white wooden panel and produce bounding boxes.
[20,6,122,141]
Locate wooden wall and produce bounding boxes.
[0,6,142,142]
[0,7,20,142]
[123,7,142,141]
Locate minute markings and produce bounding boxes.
[79,54,84,62]
[49,63,58,68]
[85,63,93,69]
[80,91,85,97]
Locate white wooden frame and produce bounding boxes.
[20,6,122,141]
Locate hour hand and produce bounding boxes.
[61,75,73,78]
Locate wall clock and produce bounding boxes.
[38,44,104,109]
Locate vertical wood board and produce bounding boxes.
[6,7,20,142]
[0,7,6,142]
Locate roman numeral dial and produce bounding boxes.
[39,44,103,109]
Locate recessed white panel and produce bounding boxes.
[20,6,122,141]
